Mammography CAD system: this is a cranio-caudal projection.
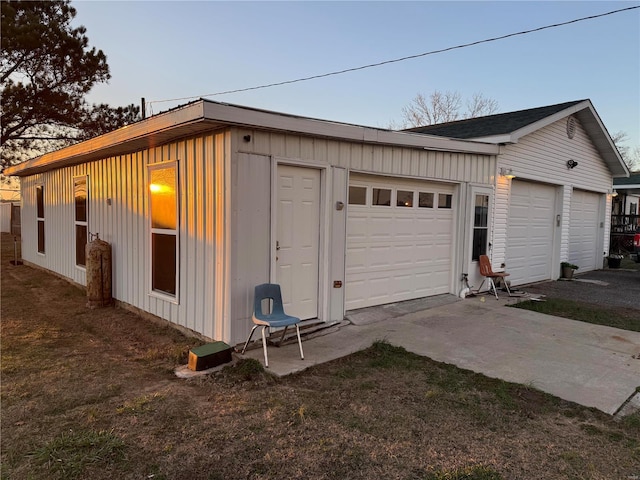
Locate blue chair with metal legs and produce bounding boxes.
[241,283,305,368]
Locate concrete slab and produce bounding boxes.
[615,391,640,419]
[241,294,640,415]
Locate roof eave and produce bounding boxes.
[200,101,498,154]
[4,100,499,177]
[3,102,209,177]
[505,100,629,178]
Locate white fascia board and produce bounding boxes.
[508,100,591,143]
[4,99,499,177]
[3,102,207,177]
[202,101,499,155]
[574,105,629,178]
[503,100,628,178]
[462,134,515,144]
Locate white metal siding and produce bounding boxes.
[235,128,494,320]
[17,125,496,344]
[238,129,495,185]
[329,167,347,320]
[230,153,271,345]
[20,131,232,342]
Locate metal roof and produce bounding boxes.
[3,99,498,177]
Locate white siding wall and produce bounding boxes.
[20,131,232,342]
[232,128,495,323]
[237,129,495,184]
[493,117,613,272]
[230,153,272,345]
[0,203,12,233]
[18,126,495,345]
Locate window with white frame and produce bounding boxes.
[74,177,88,267]
[472,194,489,261]
[372,188,391,206]
[418,192,434,208]
[438,193,453,209]
[36,185,45,254]
[348,186,367,205]
[396,190,414,207]
[149,162,178,297]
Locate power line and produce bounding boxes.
[147,5,639,109]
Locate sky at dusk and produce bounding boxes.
[73,1,640,148]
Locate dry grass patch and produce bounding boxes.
[2,233,639,480]
[512,297,640,332]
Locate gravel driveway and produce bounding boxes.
[522,268,640,310]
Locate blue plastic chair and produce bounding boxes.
[241,283,304,368]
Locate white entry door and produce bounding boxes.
[276,165,320,319]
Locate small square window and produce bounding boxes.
[397,190,413,207]
[438,194,452,209]
[372,188,391,206]
[348,186,367,205]
[419,192,434,208]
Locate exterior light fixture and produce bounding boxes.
[499,167,516,179]
[567,159,578,169]
[611,189,618,197]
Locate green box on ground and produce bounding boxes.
[188,341,232,371]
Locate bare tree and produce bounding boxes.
[627,145,640,172]
[400,90,499,128]
[466,92,500,119]
[612,131,640,171]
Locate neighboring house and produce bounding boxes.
[407,99,628,287]
[613,172,640,226]
[611,172,640,253]
[0,178,21,234]
[3,99,627,346]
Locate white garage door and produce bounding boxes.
[346,174,454,310]
[506,180,556,286]
[569,190,601,272]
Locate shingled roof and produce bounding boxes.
[614,172,640,186]
[404,100,585,139]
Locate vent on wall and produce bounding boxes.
[566,116,576,139]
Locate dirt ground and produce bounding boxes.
[1,233,639,480]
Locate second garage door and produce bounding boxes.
[506,180,557,286]
[568,189,601,272]
[346,174,455,310]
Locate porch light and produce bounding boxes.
[611,189,619,197]
[499,168,516,180]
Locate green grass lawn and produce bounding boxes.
[511,297,640,332]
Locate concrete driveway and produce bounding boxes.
[241,291,640,416]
